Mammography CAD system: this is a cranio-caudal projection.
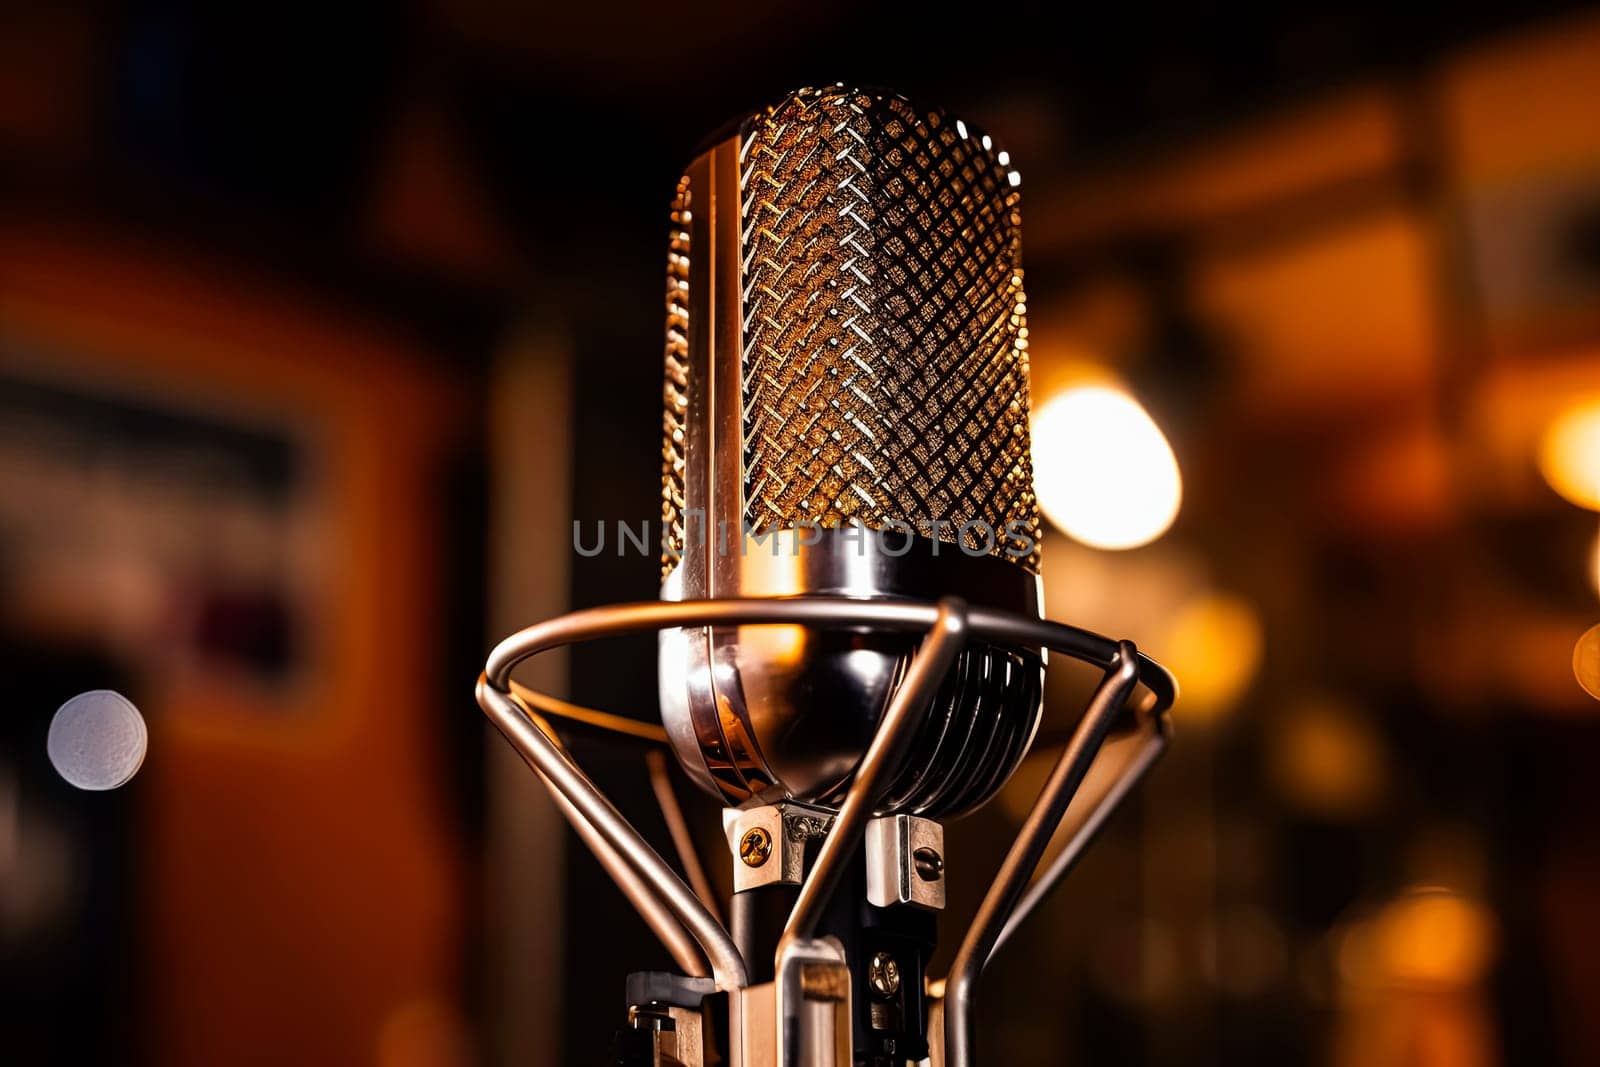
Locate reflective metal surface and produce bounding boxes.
[661,532,1044,815]
[775,937,853,1067]
[726,802,834,892]
[659,87,1038,576]
[864,814,946,911]
[734,88,1037,562]
[778,598,968,951]
[546,763,710,980]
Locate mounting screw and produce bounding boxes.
[739,826,773,868]
[913,846,944,882]
[867,952,901,998]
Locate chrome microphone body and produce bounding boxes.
[659,86,1045,821]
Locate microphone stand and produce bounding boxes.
[477,596,1174,1066]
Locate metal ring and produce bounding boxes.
[484,596,1177,716]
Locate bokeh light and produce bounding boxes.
[1337,886,1498,990]
[1032,385,1182,550]
[1158,593,1263,723]
[1538,397,1600,511]
[1576,622,1600,701]
[46,690,148,791]
[1268,697,1389,819]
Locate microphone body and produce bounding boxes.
[659,86,1044,820]
[474,84,1175,1067]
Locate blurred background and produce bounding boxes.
[3,3,1600,1065]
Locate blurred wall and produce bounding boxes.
[0,218,475,1066]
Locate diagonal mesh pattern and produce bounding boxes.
[738,87,1039,570]
[661,175,692,575]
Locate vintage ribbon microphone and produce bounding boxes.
[476,85,1177,1067]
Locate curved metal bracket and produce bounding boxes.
[991,721,1169,958]
[476,676,748,991]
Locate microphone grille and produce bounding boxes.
[661,174,693,572]
[739,87,1038,570]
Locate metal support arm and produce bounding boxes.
[940,643,1143,1067]
[476,676,749,992]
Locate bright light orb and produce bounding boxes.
[47,690,147,791]
[1031,385,1182,550]
[1160,593,1263,722]
[1539,399,1600,511]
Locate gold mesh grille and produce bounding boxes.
[661,174,691,575]
[738,87,1039,570]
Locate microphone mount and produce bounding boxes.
[476,594,1175,1067]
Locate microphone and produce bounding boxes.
[659,85,1043,820]
[475,84,1177,1067]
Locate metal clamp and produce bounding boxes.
[727,802,834,892]
[865,814,946,911]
